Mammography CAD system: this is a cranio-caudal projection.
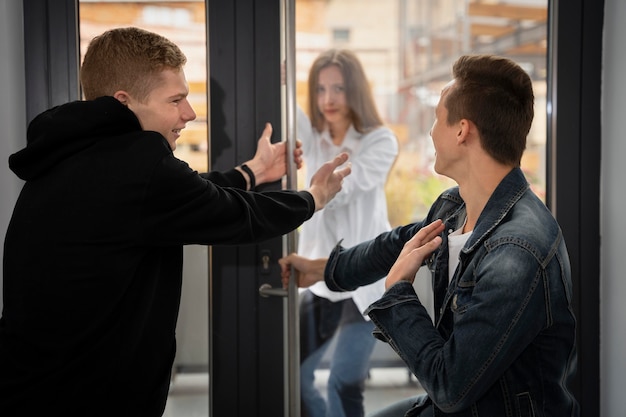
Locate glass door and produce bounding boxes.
[288,1,549,416]
[78,2,210,415]
[19,0,603,415]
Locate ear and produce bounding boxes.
[113,90,131,106]
[456,119,471,144]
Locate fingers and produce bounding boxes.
[279,253,299,289]
[321,153,351,182]
[292,140,304,169]
[318,152,349,176]
[334,163,352,181]
[421,218,445,239]
[262,122,273,139]
[332,153,351,180]
[330,152,349,168]
[278,256,291,289]
[307,153,351,211]
[386,221,444,289]
[279,254,327,289]
[406,219,444,248]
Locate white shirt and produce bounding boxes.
[296,107,399,315]
[448,226,472,283]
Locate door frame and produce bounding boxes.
[548,0,602,413]
[207,1,287,415]
[20,0,603,415]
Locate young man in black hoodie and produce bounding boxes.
[0,27,350,416]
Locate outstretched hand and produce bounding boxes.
[278,253,328,289]
[245,123,303,185]
[385,219,445,290]
[307,153,351,211]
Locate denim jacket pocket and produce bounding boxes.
[516,392,536,417]
[450,279,476,319]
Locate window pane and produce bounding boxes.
[296,0,547,226]
[78,0,208,173]
[294,0,548,411]
[77,3,209,415]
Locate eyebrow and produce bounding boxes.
[168,92,187,100]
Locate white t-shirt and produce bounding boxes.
[296,107,398,315]
[448,225,472,283]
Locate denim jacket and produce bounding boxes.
[324,168,579,416]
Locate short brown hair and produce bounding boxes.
[80,27,187,101]
[306,49,383,133]
[445,54,534,166]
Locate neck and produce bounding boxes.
[328,120,350,145]
[457,162,514,233]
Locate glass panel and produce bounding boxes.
[78,0,208,172]
[294,0,547,412]
[77,2,209,415]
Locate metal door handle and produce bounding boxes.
[258,283,287,298]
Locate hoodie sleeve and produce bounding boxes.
[199,170,246,189]
[140,151,315,246]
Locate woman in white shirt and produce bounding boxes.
[297,49,398,417]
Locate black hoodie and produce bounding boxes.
[1,96,313,416]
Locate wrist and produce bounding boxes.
[242,159,266,186]
[238,163,256,190]
[307,186,325,212]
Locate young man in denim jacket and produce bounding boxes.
[280,54,579,417]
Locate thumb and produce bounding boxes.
[262,123,273,140]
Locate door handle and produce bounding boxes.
[258,283,287,298]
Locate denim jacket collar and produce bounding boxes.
[458,167,529,254]
[435,167,530,327]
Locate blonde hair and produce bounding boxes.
[80,27,187,102]
[307,49,383,133]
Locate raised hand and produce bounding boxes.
[242,124,304,186]
[307,153,351,211]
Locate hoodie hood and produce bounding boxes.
[9,96,142,181]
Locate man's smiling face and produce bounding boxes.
[125,68,197,150]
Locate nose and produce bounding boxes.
[182,99,197,122]
[322,90,334,105]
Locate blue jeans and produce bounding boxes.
[300,292,376,417]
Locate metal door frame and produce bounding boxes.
[20,0,603,415]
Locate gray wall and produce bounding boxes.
[601,0,626,414]
[0,1,26,308]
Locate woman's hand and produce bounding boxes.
[279,253,328,289]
